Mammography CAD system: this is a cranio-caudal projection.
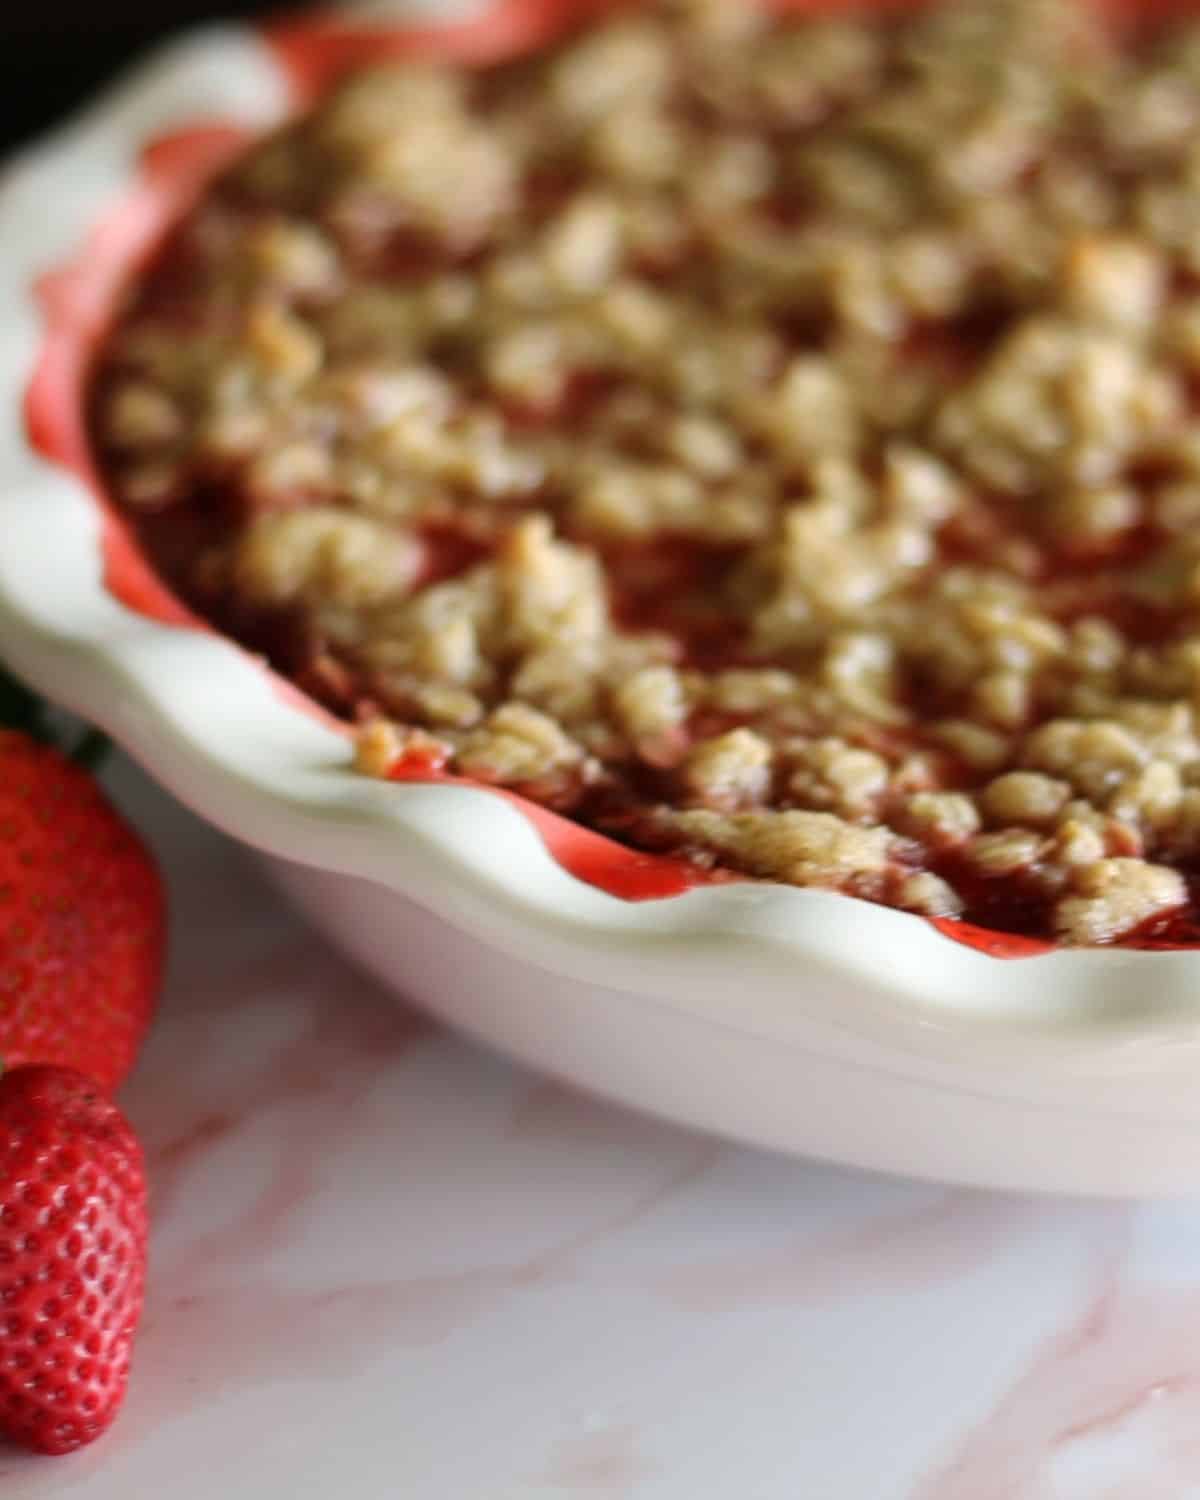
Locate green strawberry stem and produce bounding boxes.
[0,663,45,739]
[0,660,110,769]
[72,728,111,772]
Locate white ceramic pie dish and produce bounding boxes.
[7,5,1200,1195]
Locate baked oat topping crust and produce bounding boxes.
[93,0,1200,944]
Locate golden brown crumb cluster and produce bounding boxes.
[95,0,1200,944]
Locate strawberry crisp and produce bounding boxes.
[92,0,1200,944]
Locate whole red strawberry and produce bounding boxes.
[0,730,164,1091]
[0,1065,148,1455]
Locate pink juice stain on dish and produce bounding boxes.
[25,125,359,734]
[26,125,247,627]
[386,757,717,902]
[930,922,1053,960]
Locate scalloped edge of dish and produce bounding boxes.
[3,12,1200,1075]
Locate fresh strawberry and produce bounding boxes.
[0,729,164,1091]
[0,1065,148,1455]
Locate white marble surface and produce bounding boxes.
[1,759,1199,1497]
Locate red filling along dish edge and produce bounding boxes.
[36,0,1200,954]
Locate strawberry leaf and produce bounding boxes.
[0,659,110,769]
[0,661,46,739]
[72,728,111,773]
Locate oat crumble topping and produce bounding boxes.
[93,0,1200,945]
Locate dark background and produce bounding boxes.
[0,4,282,149]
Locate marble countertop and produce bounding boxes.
[0,759,1197,1498]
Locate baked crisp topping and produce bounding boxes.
[93,0,1200,944]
